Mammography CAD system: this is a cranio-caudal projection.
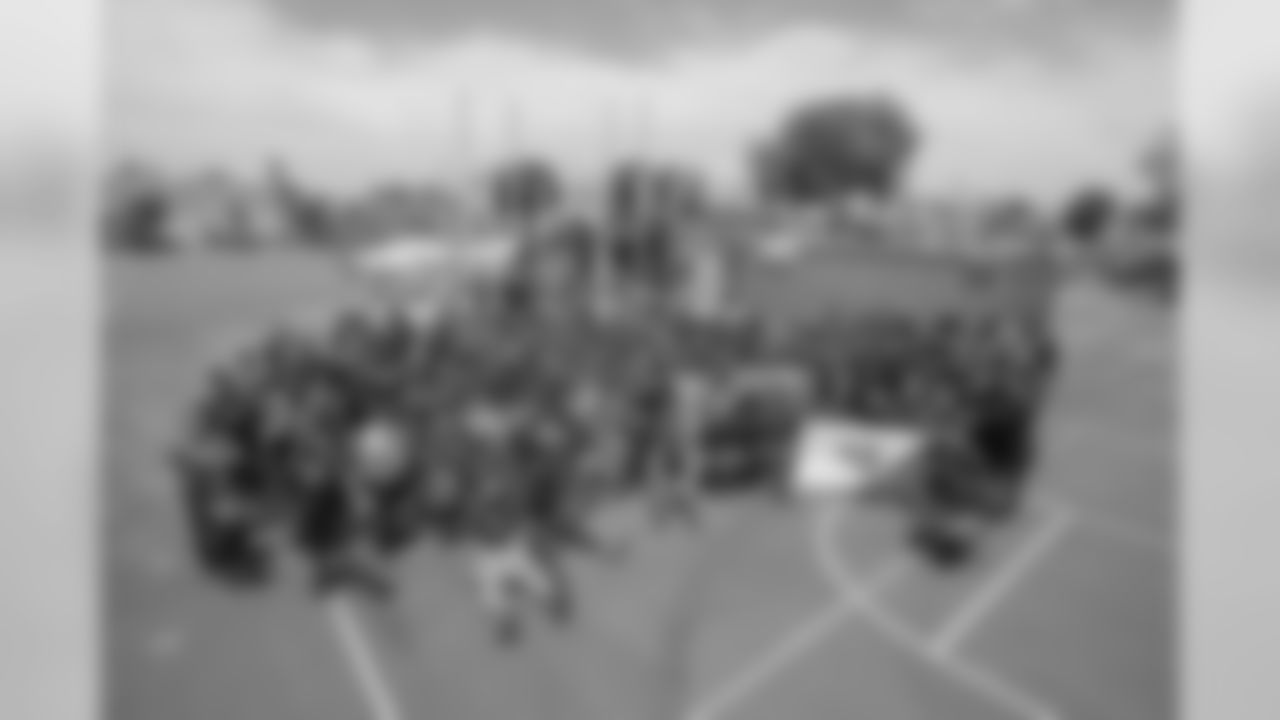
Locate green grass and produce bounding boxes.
[105,246,1175,720]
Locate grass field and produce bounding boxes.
[105,245,1176,720]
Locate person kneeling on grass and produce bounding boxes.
[455,402,576,647]
[302,417,412,602]
[462,480,573,647]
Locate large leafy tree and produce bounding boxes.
[755,94,920,205]
[264,160,338,246]
[104,160,170,254]
[490,157,563,227]
[1061,185,1117,246]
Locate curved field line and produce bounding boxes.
[816,504,1062,720]
[682,502,911,720]
[688,497,1063,720]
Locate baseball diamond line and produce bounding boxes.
[815,501,1063,720]
[932,504,1072,658]
[326,598,407,720]
[685,495,1056,720]
[646,497,1136,720]
[683,532,909,720]
[683,590,857,720]
[312,491,1082,720]
[1045,501,1169,554]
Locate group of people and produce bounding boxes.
[789,307,1059,563]
[173,216,1061,645]
[174,299,789,638]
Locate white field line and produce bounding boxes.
[326,599,407,720]
[816,502,1062,720]
[684,501,871,720]
[863,597,1062,720]
[684,598,852,720]
[932,504,1071,658]
[1034,496,1170,556]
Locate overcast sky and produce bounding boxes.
[107,0,1173,202]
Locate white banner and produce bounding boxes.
[789,417,924,499]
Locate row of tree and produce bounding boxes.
[105,92,1176,275]
[1059,132,1180,299]
[103,94,920,253]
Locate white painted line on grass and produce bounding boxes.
[686,493,1064,720]
[326,599,407,720]
[938,644,1060,720]
[685,599,852,720]
[1055,502,1170,555]
[1024,493,1169,556]
[684,500,862,720]
[856,596,1061,720]
[932,505,1072,658]
[816,503,1062,720]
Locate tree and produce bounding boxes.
[1061,185,1117,245]
[104,161,170,254]
[755,94,919,205]
[986,197,1039,234]
[490,158,562,228]
[264,160,338,246]
[1137,133,1179,236]
[345,181,458,244]
[1124,133,1181,301]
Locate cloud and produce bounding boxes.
[0,2,96,240]
[1182,0,1280,298]
[1186,0,1280,174]
[110,0,1171,202]
[0,1,96,137]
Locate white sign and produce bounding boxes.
[789,417,924,499]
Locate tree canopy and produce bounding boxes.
[1061,185,1117,245]
[264,160,339,246]
[490,157,563,227]
[104,160,170,254]
[755,94,920,205]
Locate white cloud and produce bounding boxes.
[0,0,96,137]
[0,1,97,239]
[109,0,1171,203]
[1183,0,1280,297]
[1186,0,1280,175]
